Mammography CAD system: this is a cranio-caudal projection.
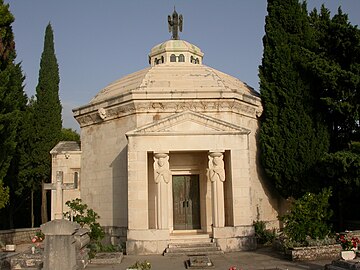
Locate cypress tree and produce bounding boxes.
[259,0,329,198]
[0,0,26,210]
[33,23,62,223]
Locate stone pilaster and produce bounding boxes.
[207,151,225,228]
[153,152,171,229]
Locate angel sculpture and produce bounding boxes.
[168,8,183,40]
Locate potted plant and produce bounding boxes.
[337,232,360,260]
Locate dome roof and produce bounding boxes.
[89,63,257,105]
[149,40,203,57]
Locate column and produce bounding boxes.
[207,151,225,228]
[153,152,171,229]
[55,171,64,219]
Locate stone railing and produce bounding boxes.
[0,228,39,246]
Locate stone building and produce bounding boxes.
[50,11,282,255]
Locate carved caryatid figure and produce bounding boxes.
[207,153,225,182]
[168,8,183,40]
[154,153,171,184]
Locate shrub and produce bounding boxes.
[279,188,333,245]
[64,198,105,257]
[253,220,276,245]
[128,260,151,270]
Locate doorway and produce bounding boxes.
[172,175,201,230]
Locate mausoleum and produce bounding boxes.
[50,10,282,255]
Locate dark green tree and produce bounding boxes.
[306,7,360,229]
[60,128,80,141]
[2,99,36,228]
[308,6,360,152]
[33,23,62,223]
[259,0,329,198]
[0,1,26,210]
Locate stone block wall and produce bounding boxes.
[285,244,341,261]
[0,228,39,246]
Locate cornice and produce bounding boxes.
[74,98,263,128]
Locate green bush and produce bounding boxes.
[253,220,276,245]
[64,198,105,257]
[279,188,333,245]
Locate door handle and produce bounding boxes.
[183,200,190,207]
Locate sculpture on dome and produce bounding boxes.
[168,7,183,40]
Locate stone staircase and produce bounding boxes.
[163,233,223,256]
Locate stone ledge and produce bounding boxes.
[284,244,341,261]
[90,252,123,264]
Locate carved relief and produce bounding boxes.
[98,108,107,120]
[207,152,225,182]
[75,99,260,127]
[154,153,171,184]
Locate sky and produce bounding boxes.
[6,0,360,131]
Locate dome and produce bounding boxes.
[89,63,257,105]
[148,39,204,66]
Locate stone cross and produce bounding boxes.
[43,171,76,220]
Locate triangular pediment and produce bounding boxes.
[126,111,250,136]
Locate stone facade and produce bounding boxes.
[50,141,81,220]
[50,37,283,254]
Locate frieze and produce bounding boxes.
[74,99,261,127]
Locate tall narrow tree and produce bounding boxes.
[33,23,62,223]
[0,0,26,210]
[259,0,329,198]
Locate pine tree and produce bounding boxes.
[259,0,329,198]
[33,23,62,223]
[0,0,26,210]
[308,6,360,152]
[307,6,360,229]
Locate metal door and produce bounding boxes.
[172,175,200,230]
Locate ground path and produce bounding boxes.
[87,247,332,270]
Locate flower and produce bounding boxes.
[336,232,360,250]
[31,230,45,247]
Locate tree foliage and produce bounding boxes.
[307,6,360,152]
[259,0,329,198]
[33,23,62,184]
[0,0,26,209]
[60,128,80,142]
[64,198,104,242]
[279,188,333,244]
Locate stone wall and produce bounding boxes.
[285,244,341,261]
[0,228,39,246]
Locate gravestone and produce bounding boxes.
[41,219,80,270]
[325,259,360,270]
[186,255,214,268]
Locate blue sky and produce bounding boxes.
[6,1,360,131]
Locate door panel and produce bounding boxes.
[173,175,200,230]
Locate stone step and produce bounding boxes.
[168,242,215,248]
[166,245,220,253]
[164,237,223,256]
[164,249,223,256]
